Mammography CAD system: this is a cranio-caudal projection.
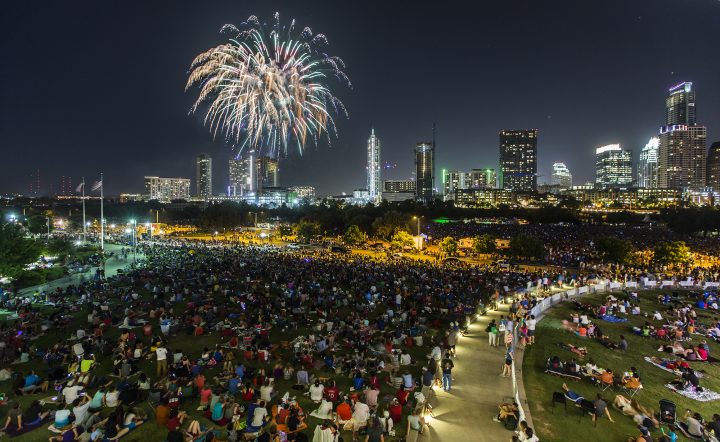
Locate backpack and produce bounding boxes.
[504,414,518,430]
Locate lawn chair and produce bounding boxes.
[551,391,567,414]
[659,399,676,426]
[597,378,614,392]
[622,384,643,398]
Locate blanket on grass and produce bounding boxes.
[644,357,704,378]
[599,314,628,323]
[665,384,720,402]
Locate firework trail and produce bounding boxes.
[186,12,350,158]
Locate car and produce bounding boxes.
[330,246,350,254]
[443,257,460,263]
[287,243,301,249]
[391,252,404,258]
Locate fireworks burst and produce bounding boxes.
[186,12,350,158]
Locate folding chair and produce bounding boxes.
[578,399,597,427]
[598,379,613,392]
[551,391,567,414]
[623,384,643,398]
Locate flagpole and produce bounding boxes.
[82,177,87,243]
[100,172,104,252]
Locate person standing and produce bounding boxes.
[441,353,454,392]
[487,320,498,347]
[526,315,536,345]
[501,348,513,377]
[156,343,168,377]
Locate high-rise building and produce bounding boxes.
[595,144,633,188]
[256,156,279,191]
[499,130,537,192]
[366,129,381,202]
[145,176,191,202]
[443,170,465,200]
[665,82,696,126]
[228,154,256,196]
[706,142,720,190]
[551,162,572,189]
[289,186,316,201]
[658,82,707,190]
[638,137,659,189]
[467,168,496,189]
[196,154,212,199]
[414,142,434,203]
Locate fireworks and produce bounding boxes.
[186,12,350,157]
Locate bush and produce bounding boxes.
[14,270,46,288]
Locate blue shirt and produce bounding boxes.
[25,374,39,387]
[211,403,223,421]
[228,378,240,394]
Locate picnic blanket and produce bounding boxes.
[665,384,720,402]
[644,357,704,378]
[3,416,50,438]
[599,314,628,323]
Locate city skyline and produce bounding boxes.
[2,0,720,196]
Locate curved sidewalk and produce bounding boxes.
[429,304,514,441]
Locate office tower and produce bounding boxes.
[665,81,696,126]
[658,82,707,190]
[415,142,435,203]
[256,156,279,190]
[595,144,633,188]
[367,129,381,202]
[196,154,212,199]
[551,162,573,189]
[638,137,659,189]
[144,176,191,202]
[228,158,243,196]
[499,130,538,192]
[443,170,465,199]
[706,142,720,190]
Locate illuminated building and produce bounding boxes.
[443,170,465,200]
[706,142,720,190]
[196,154,212,200]
[288,186,315,201]
[637,138,659,189]
[658,82,707,190]
[366,129,381,202]
[468,168,497,189]
[415,142,435,203]
[228,158,245,197]
[499,130,537,192]
[144,176,191,202]
[382,179,415,202]
[595,144,632,189]
[454,189,515,208]
[256,156,279,190]
[551,162,572,189]
[227,151,278,197]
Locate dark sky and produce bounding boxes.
[2,0,720,196]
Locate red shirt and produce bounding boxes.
[337,402,352,421]
[389,403,403,423]
[395,389,409,406]
[200,388,212,404]
[325,386,339,402]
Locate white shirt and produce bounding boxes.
[73,401,91,425]
[400,353,412,365]
[309,384,324,402]
[251,406,268,427]
[430,346,442,361]
[105,391,119,407]
[353,402,370,423]
[527,319,536,331]
[63,385,82,404]
[156,347,168,361]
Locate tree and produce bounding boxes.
[439,236,458,256]
[342,225,366,246]
[472,234,497,255]
[595,236,633,264]
[46,237,76,262]
[296,221,320,242]
[508,234,545,261]
[0,222,42,278]
[26,214,51,235]
[653,241,692,267]
[390,230,414,250]
[277,225,293,240]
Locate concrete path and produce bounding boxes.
[428,303,516,441]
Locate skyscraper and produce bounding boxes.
[467,169,496,189]
[366,129,381,202]
[256,156,279,190]
[658,82,707,190]
[551,162,572,189]
[196,154,212,199]
[443,170,465,200]
[145,176,191,202]
[228,158,245,196]
[706,142,720,190]
[415,142,434,203]
[499,130,537,192]
[595,144,632,188]
[637,137,659,189]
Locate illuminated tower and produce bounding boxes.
[499,130,537,192]
[595,144,632,188]
[366,129,381,202]
[415,142,435,203]
[638,137,659,189]
[196,154,213,200]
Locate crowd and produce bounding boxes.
[0,240,569,442]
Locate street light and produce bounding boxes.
[129,219,137,263]
[412,216,423,236]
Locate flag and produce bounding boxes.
[75,182,84,192]
[91,180,103,191]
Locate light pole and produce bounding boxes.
[129,219,137,263]
[413,216,423,236]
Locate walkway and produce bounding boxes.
[429,303,515,441]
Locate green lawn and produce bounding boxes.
[0,281,436,442]
[523,290,720,441]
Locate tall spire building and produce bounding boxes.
[366,129,381,202]
[196,154,212,200]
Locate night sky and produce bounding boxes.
[2,0,720,196]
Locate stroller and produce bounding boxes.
[659,399,676,426]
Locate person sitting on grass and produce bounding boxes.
[593,393,615,424]
[677,410,705,439]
